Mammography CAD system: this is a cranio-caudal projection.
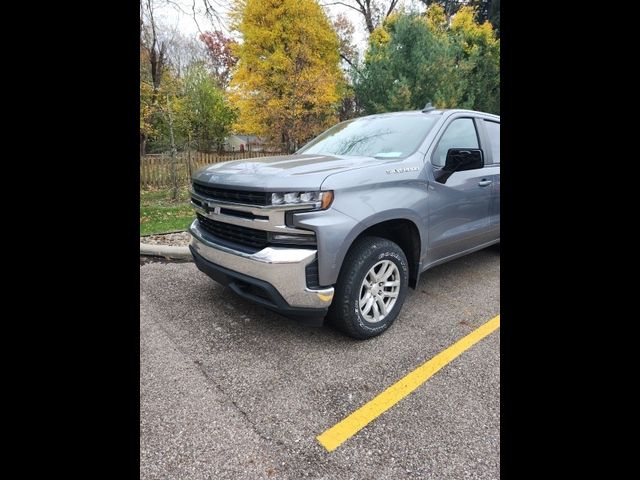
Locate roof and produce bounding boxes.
[230,134,262,142]
[358,108,500,120]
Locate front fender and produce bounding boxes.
[293,182,429,286]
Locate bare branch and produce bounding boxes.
[162,0,192,16]
[340,53,357,70]
[191,0,203,33]
[320,2,365,15]
[201,0,230,33]
[324,1,400,34]
[386,0,399,18]
[355,0,368,12]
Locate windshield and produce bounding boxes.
[298,114,438,158]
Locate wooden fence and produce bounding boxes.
[140,150,283,189]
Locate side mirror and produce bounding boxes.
[434,148,484,184]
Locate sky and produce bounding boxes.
[153,0,422,57]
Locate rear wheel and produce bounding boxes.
[328,236,409,339]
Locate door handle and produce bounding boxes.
[478,179,493,187]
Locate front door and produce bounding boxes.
[426,117,494,261]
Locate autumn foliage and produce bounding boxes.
[140,0,500,156]
[199,31,238,88]
[230,0,345,151]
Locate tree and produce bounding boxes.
[322,1,401,34]
[356,13,461,113]
[141,0,169,93]
[354,5,499,114]
[180,64,237,151]
[140,50,155,156]
[141,0,184,155]
[332,13,359,70]
[449,5,500,113]
[141,0,170,155]
[199,31,238,88]
[165,30,208,78]
[230,0,344,151]
[331,13,360,120]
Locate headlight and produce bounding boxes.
[270,191,333,210]
[284,192,301,204]
[271,193,284,205]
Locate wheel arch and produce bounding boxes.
[335,215,424,289]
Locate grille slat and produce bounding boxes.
[197,214,268,250]
[193,182,269,206]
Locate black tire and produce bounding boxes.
[328,236,409,339]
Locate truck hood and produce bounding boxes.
[192,153,390,191]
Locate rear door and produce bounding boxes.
[481,119,500,235]
[426,116,495,261]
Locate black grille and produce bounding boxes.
[196,214,268,250]
[193,182,269,205]
[305,260,320,289]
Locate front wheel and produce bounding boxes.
[328,236,409,339]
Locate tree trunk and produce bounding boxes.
[165,95,179,201]
[365,16,374,34]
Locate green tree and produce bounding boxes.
[140,50,184,155]
[355,5,499,115]
[180,64,237,152]
[356,13,463,113]
[230,0,344,151]
[449,6,500,113]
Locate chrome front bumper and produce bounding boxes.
[189,219,334,310]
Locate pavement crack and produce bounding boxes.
[142,300,287,451]
[191,357,278,446]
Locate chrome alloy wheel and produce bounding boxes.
[358,260,401,323]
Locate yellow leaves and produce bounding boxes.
[450,6,475,30]
[451,6,498,53]
[230,0,344,147]
[370,25,391,47]
[425,4,447,34]
[365,24,393,65]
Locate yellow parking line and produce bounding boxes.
[316,314,500,452]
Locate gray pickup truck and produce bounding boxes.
[189,106,500,339]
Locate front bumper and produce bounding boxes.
[189,220,334,316]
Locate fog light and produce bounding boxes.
[269,232,316,245]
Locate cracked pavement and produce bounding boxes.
[140,246,500,479]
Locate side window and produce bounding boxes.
[484,120,500,164]
[432,118,479,167]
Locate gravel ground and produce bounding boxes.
[140,247,500,479]
[141,231,191,246]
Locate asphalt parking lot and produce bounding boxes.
[140,247,500,479]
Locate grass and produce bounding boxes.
[140,186,195,236]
